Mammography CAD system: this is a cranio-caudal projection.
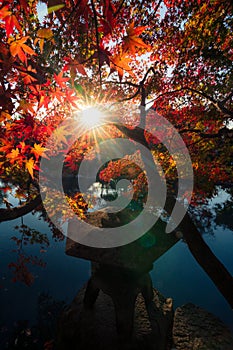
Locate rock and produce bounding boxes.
[173,303,233,350]
[56,289,233,350]
[56,287,173,350]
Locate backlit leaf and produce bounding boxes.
[9,36,36,64]
[31,143,49,160]
[48,4,65,14]
[25,157,37,178]
[110,53,134,80]
[123,22,151,54]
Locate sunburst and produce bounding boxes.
[78,106,106,128]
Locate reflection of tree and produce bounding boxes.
[37,293,65,347]
[8,222,49,286]
[0,190,3,206]
[190,187,233,233]
[1,293,65,350]
[215,199,233,231]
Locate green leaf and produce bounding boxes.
[47,4,65,14]
[74,82,85,96]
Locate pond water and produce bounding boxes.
[0,188,233,347]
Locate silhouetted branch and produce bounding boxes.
[91,0,102,86]
[150,87,233,118]
[0,195,42,222]
[180,127,233,139]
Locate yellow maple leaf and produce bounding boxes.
[37,28,54,39]
[31,143,49,160]
[25,157,35,178]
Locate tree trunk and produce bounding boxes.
[165,197,233,309]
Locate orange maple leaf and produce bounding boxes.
[0,111,11,122]
[0,5,11,19]
[20,65,38,85]
[52,125,71,145]
[110,53,135,80]
[9,36,36,64]
[0,140,14,153]
[123,22,150,54]
[17,99,36,114]
[6,148,23,164]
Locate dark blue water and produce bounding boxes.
[151,226,233,332]
[0,195,233,339]
[0,213,90,337]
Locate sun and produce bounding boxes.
[78,106,106,128]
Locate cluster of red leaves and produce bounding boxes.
[8,253,46,286]
[0,116,53,179]
[0,0,232,211]
[99,151,148,202]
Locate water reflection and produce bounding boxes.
[0,184,233,348]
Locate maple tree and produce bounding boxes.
[0,0,233,305]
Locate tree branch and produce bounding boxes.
[114,0,125,17]
[112,88,141,103]
[179,127,233,139]
[91,0,102,87]
[141,67,156,85]
[165,196,233,309]
[113,123,148,147]
[105,81,139,88]
[141,0,163,26]
[150,86,233,118]
[0,195,42,223]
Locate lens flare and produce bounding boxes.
[78,107,106,128]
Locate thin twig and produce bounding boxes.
[114,0,125,17]
[142,0,163,26]
[148,87,233,117]
[91,0,102,87]
[221,90,233,105]
[105,80,139,88]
